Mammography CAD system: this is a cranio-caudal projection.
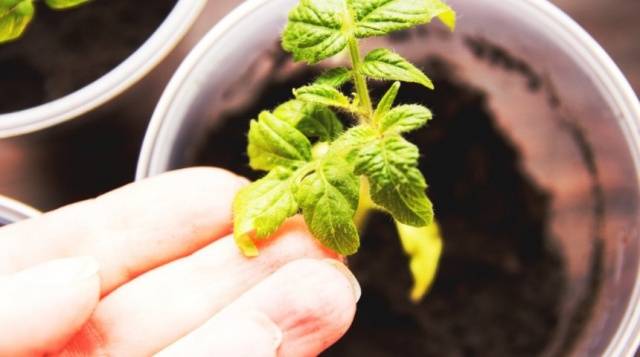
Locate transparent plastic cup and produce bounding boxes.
[0,0,207,138]
[0,195,40,225]
[136,0,640,355]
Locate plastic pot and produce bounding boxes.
[136,0,640,355]
[0,195,40,225]
[0,0,207,138]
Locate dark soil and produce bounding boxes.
[194,57,567,356]
[0,0,176,113]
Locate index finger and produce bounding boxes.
[0,167,247,296]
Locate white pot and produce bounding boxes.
[0,0,207,138]
[0,195,40,224]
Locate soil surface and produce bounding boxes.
[0,0,176,113]
[195,58,567,356]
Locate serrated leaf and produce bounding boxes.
[282,0,455,64]
[294,84,352,109]
[282,0,347,64]
[294,158,361,255]
[433,1,455,30]
[330,124,377,163]
[273,100,305,126]
[0,0,33,44]
[396,220,442,302]
[348,0,456,37]
[297,107,344,142]
[362,48,433,89]
[314,67,353,87]
[45,0,89,9]
[374,81,401,119]
[355,135,433,226]
[233,167,301,256]
[379,104,432,134]
[274,100,344,142]
[247,111,312,171]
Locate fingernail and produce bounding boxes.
[249,311,283,351]
[32,256,100,285]
[323,259,361,302]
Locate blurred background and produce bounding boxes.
[553,0,639,94]
[0,0,638,212]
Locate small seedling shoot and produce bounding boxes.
[233,0,456,301]
[0,0,90,43]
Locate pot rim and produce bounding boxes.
[136,0,640,355]
[0,0,207,139]
[0,195,41,223]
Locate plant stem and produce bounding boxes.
[354,177,375,230]
[347,36,373,119]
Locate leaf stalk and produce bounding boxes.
[346,36,373,120]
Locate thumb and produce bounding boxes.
[0,256,100,356]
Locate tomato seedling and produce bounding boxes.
[234,0,455,301]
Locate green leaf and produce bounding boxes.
[272,100,305,126]
[297,107,344,142]
[348,0,456,37]
[274,100,344,142]
[282,0,347,64]
[281,0,455,64]
[247,111,312,171]
[354,135,433,226]
[314,67,353,87]
[330,124,376,162]
[378,104,432,134]
[233,168,300,256]
[374,81,401,119]
[396,220,442,302]
[0,0,25,11]
[362,48,433,89]
[45,0,89,9]
[0,0,33,44]
[294,157,361,255]
[294,84,352,109]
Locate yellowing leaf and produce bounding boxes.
[433,1,456,30]
[396,220,443,302]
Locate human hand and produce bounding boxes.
[0,168,359,356]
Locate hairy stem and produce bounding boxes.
[354,177,375,229]
[347,36,373,119]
